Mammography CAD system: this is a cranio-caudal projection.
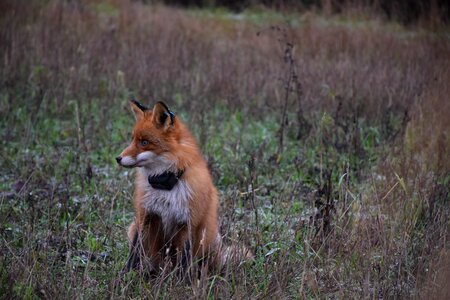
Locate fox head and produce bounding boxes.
[116,100,185,174]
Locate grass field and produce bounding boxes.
[1,1,449,298]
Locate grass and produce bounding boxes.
[0,0,449,298]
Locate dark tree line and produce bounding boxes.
[142,0,449,24]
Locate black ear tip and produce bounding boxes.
[155,101,175,125]
[130,99,148,112]
[156,101,171,112]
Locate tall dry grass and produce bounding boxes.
[2,1,447,121]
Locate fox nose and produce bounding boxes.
[116,156,122,164]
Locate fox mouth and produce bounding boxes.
[122,163,145,168]
[116,156,147,168]
[120,164,137,168]
[116,152,175,172]
[119,160,148,168]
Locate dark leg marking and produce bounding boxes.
[181,240,191,271]
[122,230,140,274]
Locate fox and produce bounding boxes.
[116,100,230,276]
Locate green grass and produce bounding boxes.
[0,97,398,298]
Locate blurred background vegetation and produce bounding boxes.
[155,0,450,24]
[0,0,449,298]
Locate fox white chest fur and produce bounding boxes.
[136,168,192,237]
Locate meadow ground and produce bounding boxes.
[0,1,449,298]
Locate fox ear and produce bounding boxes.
[130,99,147,120]
[152,101,175,129]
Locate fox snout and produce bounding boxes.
[115,154,137,168]
[116,155,129,168]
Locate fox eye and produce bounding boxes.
[140,140,149,147]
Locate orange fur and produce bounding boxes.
[117,101,221,273]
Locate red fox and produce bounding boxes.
[116,100,225,275]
